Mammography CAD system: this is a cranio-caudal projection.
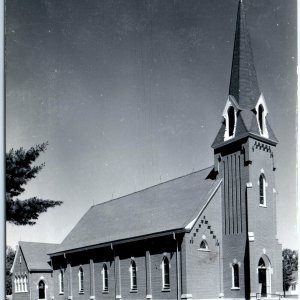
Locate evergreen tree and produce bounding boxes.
[6,246,15,295]
[282,248,298,294]
[6,142,62,225]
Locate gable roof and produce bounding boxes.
[18,241,58,271]
[50,166,221,255]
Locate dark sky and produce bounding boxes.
[6,0,297,249]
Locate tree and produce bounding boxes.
[282,248,298,295]
[6,246,15,295]
[6,142,62,225]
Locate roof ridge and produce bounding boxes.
[91,165,214,207]
[19,241,59,245]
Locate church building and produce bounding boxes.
[11,1,283,299]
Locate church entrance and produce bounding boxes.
[258,256,271,297]
[38,280,46,299]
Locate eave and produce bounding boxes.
[212,132,278,150]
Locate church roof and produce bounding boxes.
[18,241,58,271]
[229,0,260,110]
[50,166,221,255]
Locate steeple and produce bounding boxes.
[212,0,278,149]
[229,0,260,109]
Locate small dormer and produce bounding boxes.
[255,94,269,138]
[223,97,239,141]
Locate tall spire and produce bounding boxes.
[212,0,278,149]
[229,0,260,109]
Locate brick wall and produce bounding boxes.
[215,139,249,299]
[214,137,283,298]
[29,272,53,300]
[184,186,223,299]
[247,139,283,296]
[12,247,30,300]
[52,236,181,300]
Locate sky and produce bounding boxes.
[6,0,297,250]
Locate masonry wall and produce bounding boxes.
[51,235,182,300]
[247,139,283,296]
[215,139,249,299]
[214,137,283,299]
[29,272,53,300]
[12,247,30,300]
[184,186,223,299]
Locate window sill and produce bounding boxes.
[162,288,171,292]
[79,291,84,294]
[102,290,109,294]
[224,135,235,142]
[59,292,64,295]
[259,204,267,208]
[15,292,28,293]
[231,287,240,290]
[130,289,138,293]
[197,249,210,252]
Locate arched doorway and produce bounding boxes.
[258,256,271,297]
[38,280,46,299]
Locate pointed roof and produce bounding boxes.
[229,0,260,109]
[50,167,222,255]
[12,242,58,272]
[212,1,278,149]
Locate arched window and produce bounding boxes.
[258,104,264,134]
[162,256,170,289]
[14,277,17,292]
[259,174,266,206]
[228,106,235,137]
[130,260,137,290]
[38,280,46,299]
[232,264,239,288]
[24,275,28,292]
[199,240,209,251]
[59,269,64,294]
[78,267,84,293]
[102,264,108,292]
[21,276,24,292]
[17,276,21,292]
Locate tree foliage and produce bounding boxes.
[6,142,62,225]
[6,246,15,295]
[282,248,298,292]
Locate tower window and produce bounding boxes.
[162,256,170,289]
[102,264,108,292]
[228,106,235,137]
[130,260,137,291]
[232,264,240,288]
[259,174,266,206]
[258,104,264,134]
[255,97,269,138]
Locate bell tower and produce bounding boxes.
[212,1,283,298]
